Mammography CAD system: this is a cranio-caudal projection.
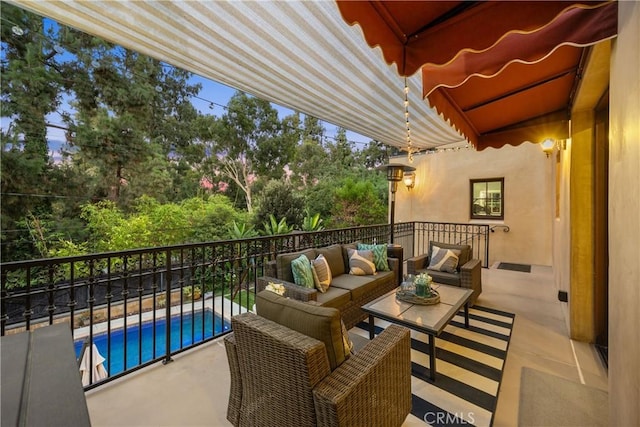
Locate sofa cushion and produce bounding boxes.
[311,254,332,293]
[276,249,317,282]
[428,246,460,273]
[331,271,394,301]
[316,286,351,309]
[316,244,345,277]
[291,254,315,288]
[255,290,349,370]
[347,249,376,275]
[357,243,390,271]
[429,241,471,270]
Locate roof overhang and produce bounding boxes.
[337,1,618,150]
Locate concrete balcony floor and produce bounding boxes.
[85,265,608,426]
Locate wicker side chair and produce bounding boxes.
[406,241,482,306]
[224,312,412,427]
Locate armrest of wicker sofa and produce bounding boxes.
[313,324,412,426]
[460,258,482,306]
[264,260,278,278]
[256,276,318,302]
[406,254,429,276]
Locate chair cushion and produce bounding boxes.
[255,290,349,370]
[357,243,390,271]
[316,244,345,276]
[311,254,332,293]
[347,249,376,275]
[427,269,462,286]
[429,241,471,270]
[276,249,317,282]
[291,254,315,288]
[428,246,460,273]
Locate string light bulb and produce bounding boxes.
[404,77,413,163]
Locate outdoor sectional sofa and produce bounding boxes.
[257,242,401,329]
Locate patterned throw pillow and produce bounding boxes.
[428,246,460,273]
[291,254,315,288]
[347,249,376,276]
[357,243,390,271]
[311,254,332,293]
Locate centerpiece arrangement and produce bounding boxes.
[396,273,440,305]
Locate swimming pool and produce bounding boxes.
[74,310,230,376]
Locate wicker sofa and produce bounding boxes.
[257,242,401,329]
[406,241,482,306]
[224,291,412,427]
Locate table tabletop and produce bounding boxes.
[362,284,473,335]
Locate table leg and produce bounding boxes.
[464,302,470,328]
[368,314,375,340]
[429,335,436,381]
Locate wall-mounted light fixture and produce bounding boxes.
[540,138,556,157]
[403,172,415,190]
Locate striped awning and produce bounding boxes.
[7,0,467,153]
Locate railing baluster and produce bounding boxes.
[163,249,173,365]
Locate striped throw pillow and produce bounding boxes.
[428,246,460,273]
[311,254,332,293]
[347,249,376,276]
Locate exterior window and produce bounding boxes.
[470,178,504,220]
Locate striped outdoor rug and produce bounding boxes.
[353,305,515,427]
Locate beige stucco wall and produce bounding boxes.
[609,1,640,425]
[392,141,553,267]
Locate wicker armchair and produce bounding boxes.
[406,241,482,306]
[224,311,412,427]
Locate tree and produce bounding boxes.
[356,140,392,169]
[326,127,354,172]
[1,4,64,261]
[253,180,304,230]
[57,28,202,208]
[200,92,298,212]
[330,178,387,228]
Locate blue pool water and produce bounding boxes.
[74,310,230,376]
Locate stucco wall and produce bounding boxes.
[393,141,553,266]
[609,1,640,425]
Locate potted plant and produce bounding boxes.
[183,286,202,301]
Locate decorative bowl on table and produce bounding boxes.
[396,273,440,305]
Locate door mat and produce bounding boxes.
[518,367,608,426]
[497,262,531,273]
[352,305,515,426]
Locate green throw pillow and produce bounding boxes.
[357,243,389,271]
[291,254,315,288]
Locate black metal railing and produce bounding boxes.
[0,221,491,389]
[412,222,491,267]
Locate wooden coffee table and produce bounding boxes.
[361,284,473,381]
